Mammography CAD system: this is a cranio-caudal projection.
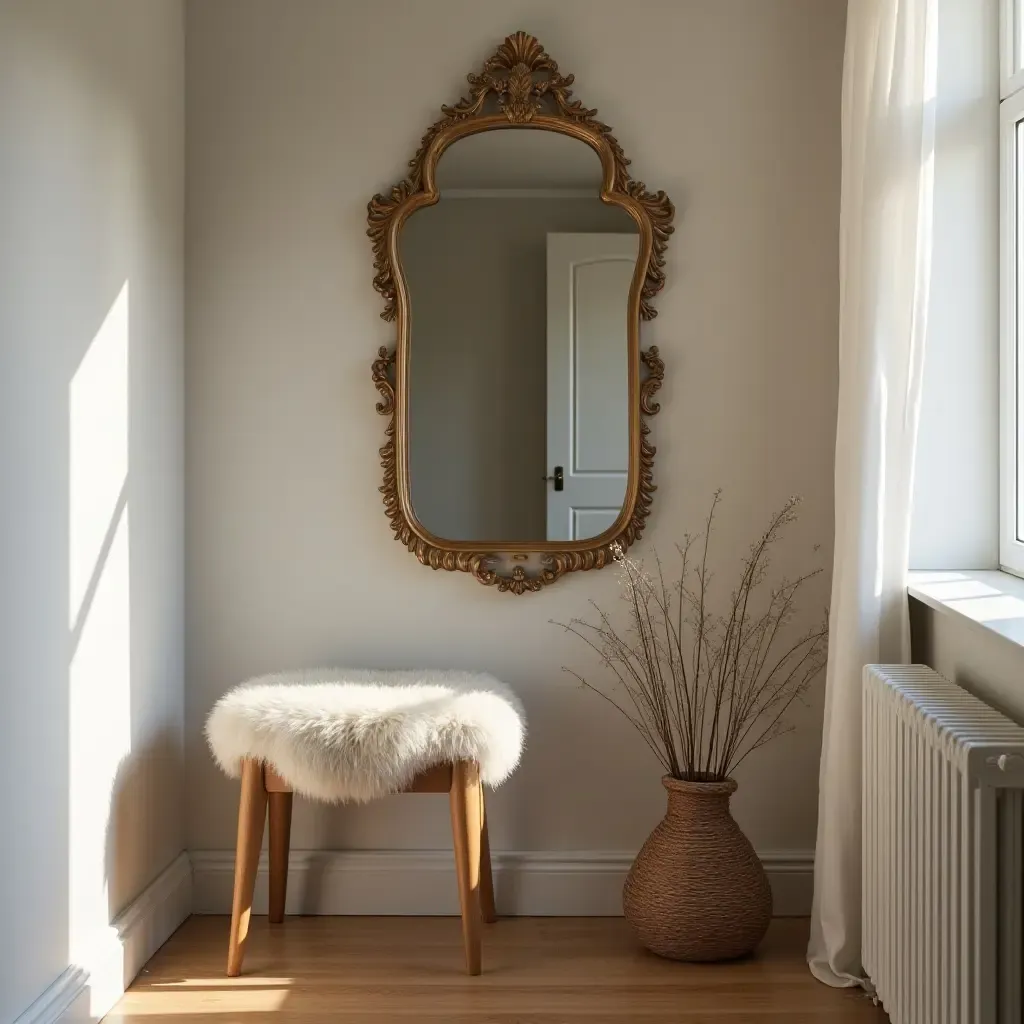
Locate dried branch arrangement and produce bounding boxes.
[554,493,829,781]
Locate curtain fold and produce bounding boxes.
[808,0,937,988]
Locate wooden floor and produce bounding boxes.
[106,916,888,1023]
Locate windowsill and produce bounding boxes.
[907,570,1024,651]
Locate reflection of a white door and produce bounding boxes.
[546,232,638,542]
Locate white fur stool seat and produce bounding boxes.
[207,669,526,803]
[206,669,526,978]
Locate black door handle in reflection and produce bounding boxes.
[541,466,564,491]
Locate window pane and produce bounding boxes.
[1018,2,1024,75]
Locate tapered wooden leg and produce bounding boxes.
[227,758,268,977]
[449,760,482,975]
[268,790,293,924]
[479,788,496,924]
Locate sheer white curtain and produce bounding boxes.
[808,0,937,988]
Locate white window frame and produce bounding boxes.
[1004,0,1024,99]
[1000,0,1024,574]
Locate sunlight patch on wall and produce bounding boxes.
[69,282,129,626]
[67,281,132,1004]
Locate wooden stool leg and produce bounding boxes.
[449,760,483,975]
[479,788,496,924]
[268,790,293,924]
[227,758,268,977]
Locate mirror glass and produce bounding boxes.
[402,129,638,543]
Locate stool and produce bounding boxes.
[206,669,526,976]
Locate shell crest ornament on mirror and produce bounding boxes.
[366,32,674,593]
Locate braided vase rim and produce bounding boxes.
[661,774,737,797]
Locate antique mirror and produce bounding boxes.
[368,32,673,593]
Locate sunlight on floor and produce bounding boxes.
[111,987,292,1016]
[149,978,296,988]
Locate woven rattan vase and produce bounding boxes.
[623,775,772,961]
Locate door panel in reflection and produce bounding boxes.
[546,233,636,542]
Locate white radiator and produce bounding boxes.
[863,665,1024,1024]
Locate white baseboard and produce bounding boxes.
[11,968,91,1024]
[191,849,813,918]
[14,852,192,1024]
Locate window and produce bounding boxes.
[1001,0,1024,574]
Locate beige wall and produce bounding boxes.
[911,599,1024,726]
[185,0,843,863]
[404,196,633,541]
[0,2,185,1019]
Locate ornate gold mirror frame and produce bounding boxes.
[367,31,673,594]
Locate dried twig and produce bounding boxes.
[552,493,828,782]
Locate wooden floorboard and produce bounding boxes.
[106,916,888,1022]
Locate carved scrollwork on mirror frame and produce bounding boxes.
[366,31,674,593]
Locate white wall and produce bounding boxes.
[910,0,999,569]
[0,2,185,1019]
[907,0,1009,765]
[404,196,633,541]
[911,598,1024,724]
[185,0,843,875]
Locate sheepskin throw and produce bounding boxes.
[206,669,526,804]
